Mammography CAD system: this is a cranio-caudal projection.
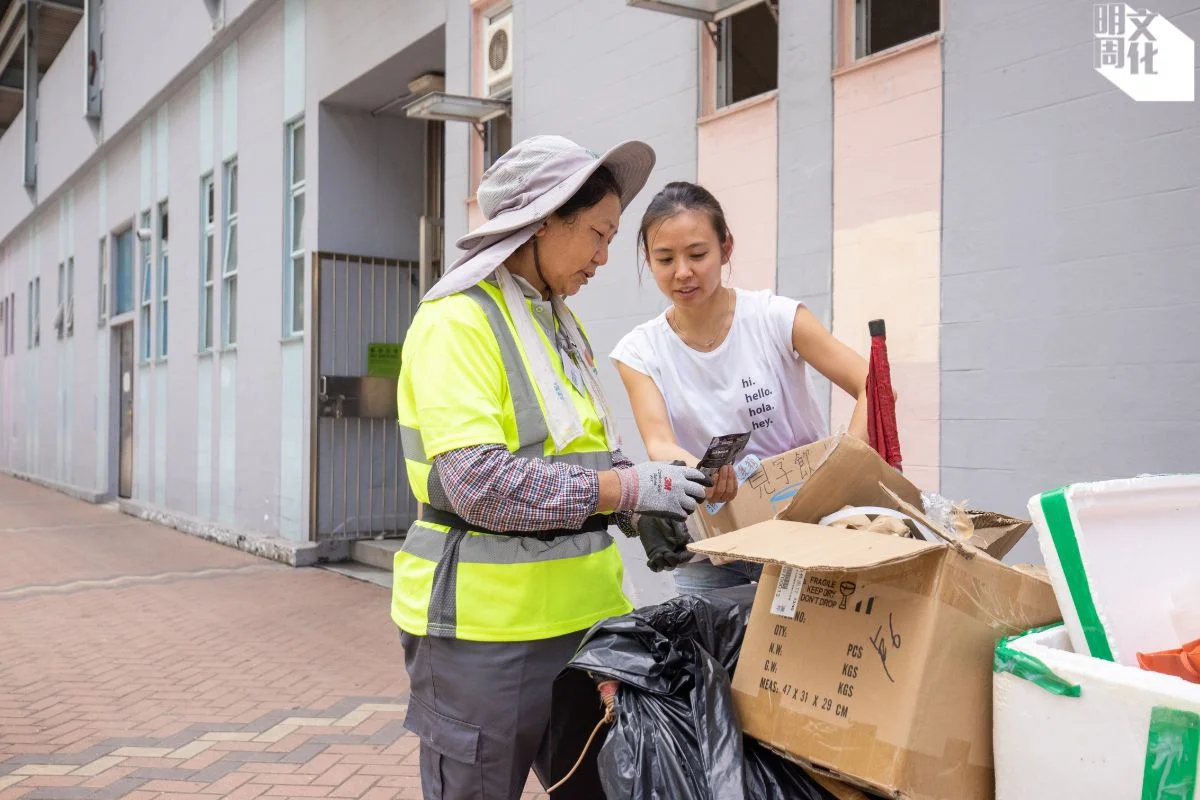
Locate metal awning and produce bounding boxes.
[625,0,766,22]
[403,91,509,125]
[0,0,84,137]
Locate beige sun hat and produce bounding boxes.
[425,134,656,301]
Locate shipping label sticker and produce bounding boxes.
[771,565,805,618]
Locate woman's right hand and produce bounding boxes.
[706,464,738,504]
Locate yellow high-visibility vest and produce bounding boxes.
[392,279,631,642]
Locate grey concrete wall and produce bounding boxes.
[775,0,836,423]
[316,110,426,261]
[0,2,309,543]
[517,0,700,604]
[442,0,472,253]
[231,5,288,535]
[940,1,1200,563]
[307,0,446,105]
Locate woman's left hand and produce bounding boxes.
[706,464,738,504]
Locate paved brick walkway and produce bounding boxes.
[0,476,548,800]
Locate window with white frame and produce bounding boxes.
[222,159,238,348]
[157,201,169,358]
[855,0,939,58]
[56,262,66,340]
[28,277,40,348]
[715,0,778,109]
[285,119,306,336]
[98,236,109,325]
[0,296,7,356]
[139,209,152,361]
[200,174,216,351]
[66,257,75,337]
[114,228,135,315]
[484,103,512,171]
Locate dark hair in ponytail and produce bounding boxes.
[637,181,732,270]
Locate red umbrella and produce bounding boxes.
[866,319,903,471]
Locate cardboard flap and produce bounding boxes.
[879,485,978,559]
[779,434,923,525]
[687,519,941,570]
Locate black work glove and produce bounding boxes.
[636,513,693,573]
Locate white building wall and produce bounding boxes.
[0,0,318,542]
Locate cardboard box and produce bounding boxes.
[1028,474,1200,666]
[690,522,1062,800]
[779,434,1031,562]
[693,436,839,542]
[993,623,1200,799]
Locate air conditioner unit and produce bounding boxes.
[484,8,513,97]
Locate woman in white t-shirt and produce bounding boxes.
[610,181,871,596]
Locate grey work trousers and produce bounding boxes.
[400,630,585,800]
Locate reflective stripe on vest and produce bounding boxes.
[409,522,616,639]
[462,284,547,456]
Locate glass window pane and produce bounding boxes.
[141,308,151,359]
[115,230,135,315]
[227,277,238,346]
[728,2,778,105]
[160,300,169,357]
[67,258,74,299]
[204,287,213,348]
[291,255,304,333]
[292,193,305,252]
[291,124,305,183]
[206,180,215,224]
[98,239,108,319]
[225,224,238,275]
[228,164,238,215]
[159,205,169,241]
[160,254,169,298]
[486,115,513,169]
[204,234,214,282]
[865,0,939,55]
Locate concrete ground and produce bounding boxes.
[0,475,547,800]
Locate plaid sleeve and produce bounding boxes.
[434,445,601,533]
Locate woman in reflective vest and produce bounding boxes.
[393,135,712,800]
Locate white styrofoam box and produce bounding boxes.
[994,624,1200,800]
[1028,475,1200,666]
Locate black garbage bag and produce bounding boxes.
[562,585,836,800]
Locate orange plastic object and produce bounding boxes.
[1137,637,1200,684]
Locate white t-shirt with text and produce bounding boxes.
[610,288,828,465]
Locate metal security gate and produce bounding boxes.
[311,252,420,541]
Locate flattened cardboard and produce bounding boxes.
[694,522,1062,800]
[688,519,940,571]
